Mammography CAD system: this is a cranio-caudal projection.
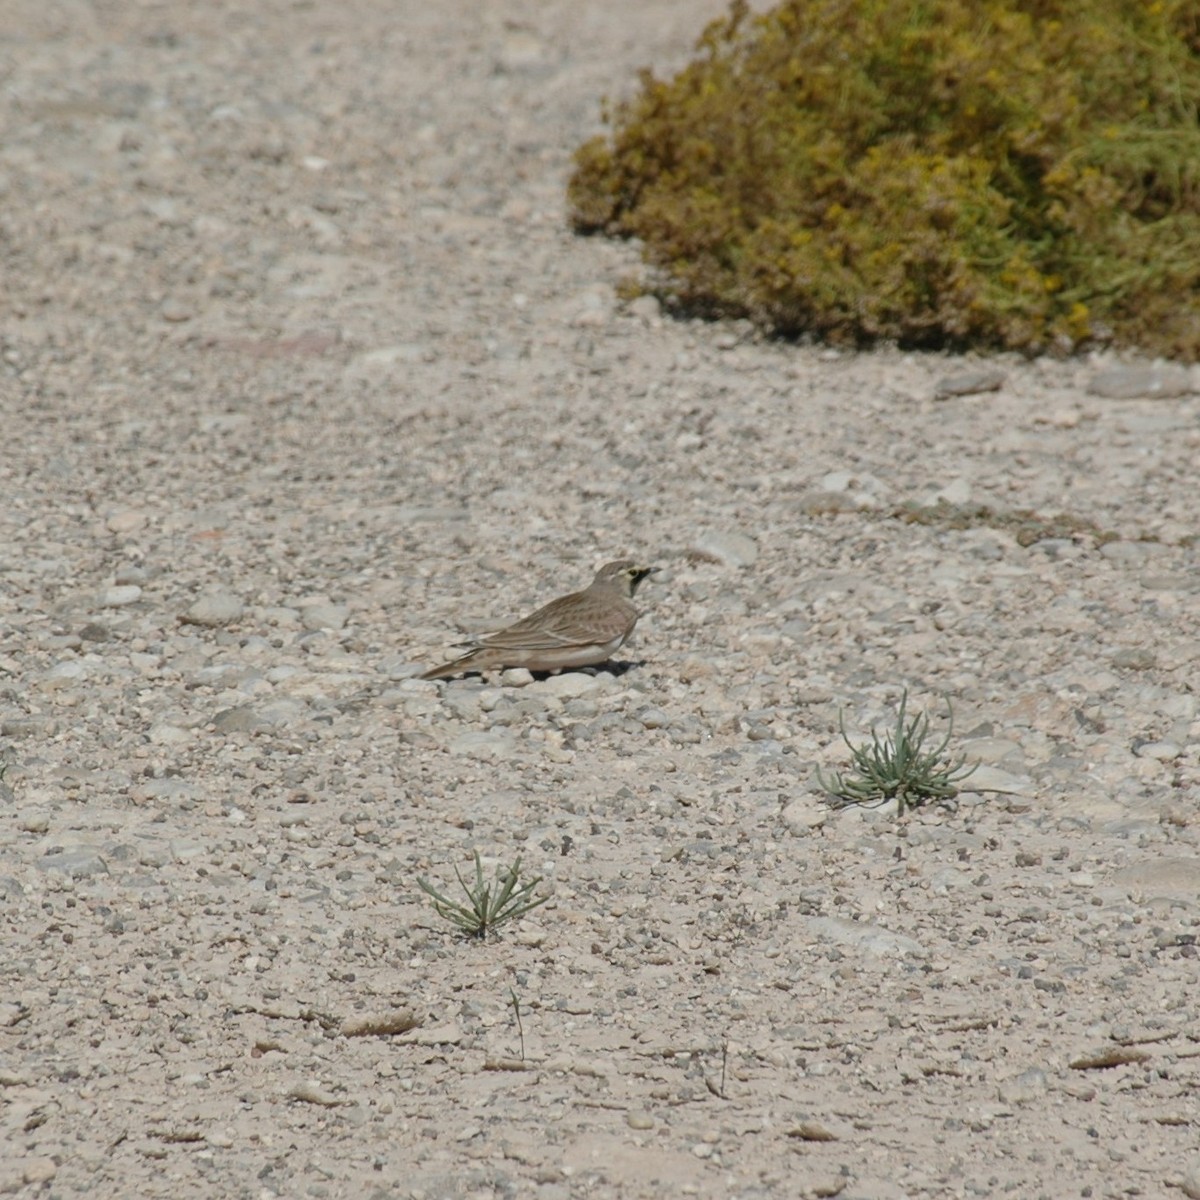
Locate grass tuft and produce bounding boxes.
[418,851,548,939]
[817,690,976,815]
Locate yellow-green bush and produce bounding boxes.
[569,0,1200,357]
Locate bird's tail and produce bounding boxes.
[420,650,478,680]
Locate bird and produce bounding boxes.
[420,559,658,680]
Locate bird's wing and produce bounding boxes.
[474,591,632,652]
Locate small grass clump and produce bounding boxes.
[570,0,1200,358]
[418,852,548,939]
[818,690,976,814]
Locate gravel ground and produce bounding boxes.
[2,2,1200,1198]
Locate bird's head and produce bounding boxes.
[596,559,659,597]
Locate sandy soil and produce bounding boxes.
[2,2,1199,1198]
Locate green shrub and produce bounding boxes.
[817,690,977,815]
[569,0,1200,358]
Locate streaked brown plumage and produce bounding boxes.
[421,559,658,680]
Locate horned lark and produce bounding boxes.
[421,559,658,680]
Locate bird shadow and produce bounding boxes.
[529,658,646,680]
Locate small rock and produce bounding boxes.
[529,673,600,701]
[1112,647,1156,670]
[288,1081,345,1108]
[781,798,828,834]
[1099,540,1162,564]
[160,297,194,323]
[148,722,192,745]
[1180,1159,1200,1200]
[628,295,661,322]
[933,478,971,506]
[39,661,88,689]
[300,602,349,631]
[997,1068,1048,1105]
[959,737,1026,767]
[934,368,1006,398]
[355,344,428,368]
[638,707,669,730]
[499,668,534,687]
[1087,365,1192,399]
[101,584,143,607]
[37,846,109,878]
[341,1008,422,1037]
[691,530,758,568]
[182,594,244,627]
[106,509,147,534]
[211,706,266,734]
[22,1158,57,1185]
[1133,740,1180,761]
[447,731,519,760]
[784,1121,838,1142]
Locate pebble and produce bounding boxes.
[105,509,147,534]
[160,296,194,323]
[37,846,109,878]
[182,593,245,627]
[1112,647,1156,670]
[1133,740,1180,761]
[1181,1160,1200,1200]
[100,584,143,607]
[148,722,192,745]
[300,602,350,631]
[780,798,828,834]
[529,673,601,701]
[447,730,519,760]
[1086,364,1193,399]
[37,660,88,690]
[997,1067,1048,1105]
[211,706,266,734]
[1099,540,1163,564]
[690,530,758,568]
[22,1158,58,1185]
[628,295,661,322]
[934,368,1006,398]
[638,707,669,729]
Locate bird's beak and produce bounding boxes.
[635,566,660,583]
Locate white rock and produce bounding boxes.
[101,584,143,607]
[300,602,349,631]
[529,673,600,701]
[182,594,244,627]
[781,798,828,834]
[1181,1159,1200,1200]
[448,731,518,760]
[691,530,758,568]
